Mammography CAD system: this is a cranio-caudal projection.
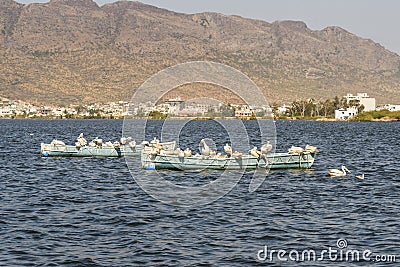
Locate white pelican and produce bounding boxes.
[141,141,150,147]
[76,133,87,146]
[128,140,137,148]
[249,147,260,158]
[183,148,192,157]
[113,141,121,149]
[305,145,318,153]
[355,174,365,180]
[224,144,232,156]
[177,148,185,158]
[232,151,242,159]
[120,137,127,145]
[288,146,304,154]
[150,137,160,145]
[200,139,210,156]
[261,141,273,154]
[328,166,351,177]
[51,139,66,146]
[93,137,102,146]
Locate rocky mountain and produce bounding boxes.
[1,0,399,105]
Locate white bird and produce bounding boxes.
[224,144,232,156]
[128,140,137,148]
[51,139,66,146]
[177,148,185,158]
[328,165,351,177]
[249,147,260,158]
[113,141,121,149]
[200,139,210,156]
[232,151,243,159]
[305,145,318,153]
[120,137,127,145]
[76,133,87,146]
[209,150,217,157]
[288,146,304,154]
[150,137,160,145]
[141,141,150,146]
[93,137,102,146]
[261,141,273,154]
[355,174,365,180]
[183,148,192,157]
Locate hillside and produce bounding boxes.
[0,0,399,105]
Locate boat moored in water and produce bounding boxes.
[41,135,176,158]
[141,144,318,170]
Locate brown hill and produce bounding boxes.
[0,0,399,105]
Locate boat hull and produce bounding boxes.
[141,152,316,170]
[41,143,140,157]
[41,141,176,158]
[265,152,316,169]
[142,154,259,170]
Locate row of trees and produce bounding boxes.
[276,96,364,118]
[145,97,366,119]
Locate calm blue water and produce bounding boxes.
[0,119,399,266]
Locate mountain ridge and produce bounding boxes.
[1,0,399,105]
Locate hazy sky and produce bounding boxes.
[15,0,400,55]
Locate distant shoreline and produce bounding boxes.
[1,117,398,122]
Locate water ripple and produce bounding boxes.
[0,119,399,266]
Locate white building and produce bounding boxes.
[277,104,291,115]
[376,104,400,112]
[165,97,185,115]
[0,107,12,117]
[344,93,376,111]
[235,106,254,118]
[335,107,358,120]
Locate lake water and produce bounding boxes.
[0,119,399,266]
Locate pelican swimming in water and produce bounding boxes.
[328,165,351,177]
[355,174,365,180]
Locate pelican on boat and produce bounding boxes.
[41,134,176,157]
[141,142,318,171]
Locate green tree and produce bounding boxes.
[148,111,167,120]
[333,96,341,110]
[321,99,335,117]
[136,108,145,118]
[220,104,235,117]
[357,104,365,113]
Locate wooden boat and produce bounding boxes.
[141,148,317,171]
[41,138,176,158]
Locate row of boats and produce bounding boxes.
[40,134,318,171]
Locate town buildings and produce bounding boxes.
[335,107,358,120]
[376,104,400,112]
[335,93,377,120]
[344,93,376,111]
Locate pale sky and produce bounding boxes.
[15,0,400,55]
